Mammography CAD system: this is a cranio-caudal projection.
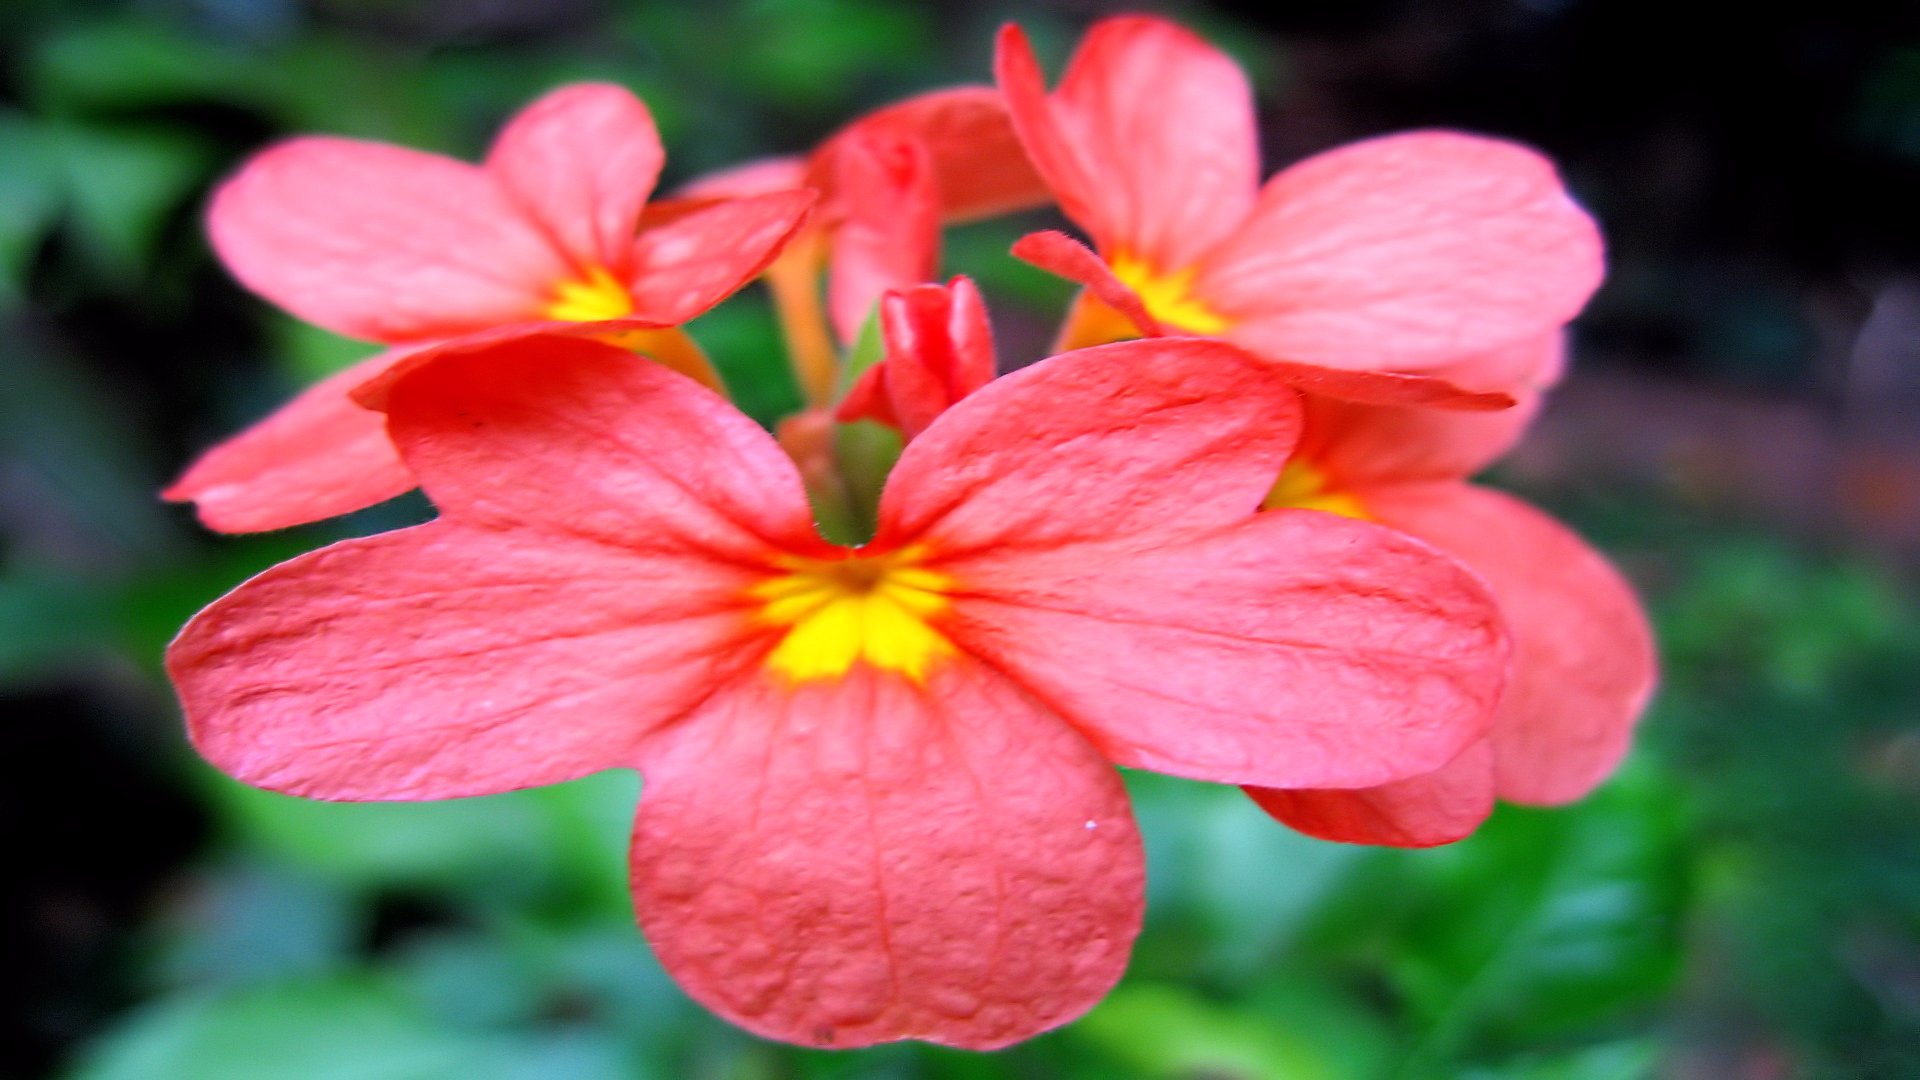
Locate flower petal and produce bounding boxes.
[383,335,819,559]
[168,522,765,801]
[1298,337,1563,489]
[1196,131,1604,375]
[1245,739,1495,848]
[875,338,1300,554]
[164,350,415,532]
[942,510,1507,790]
[826,130,939,344]
[630,661,1143,1049]
[1010,230,1516,411]
[626,190,816,325]
[815,86,1049,222]
[208,137,568,342]
[486,83,665,275]
[996,18,1258,268]
[1362,483,1657,804]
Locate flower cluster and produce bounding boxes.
[165,16,1654,1051]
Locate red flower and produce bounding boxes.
[995,17,1603,395]
[677,86,1047,403]
[836,276,996,440]
[1249,336,1658,846]
[166,83,814,533]
[168,334,1509,1048]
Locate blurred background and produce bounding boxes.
[3,0,1918,1077]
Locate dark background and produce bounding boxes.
[3,1,1918,1077]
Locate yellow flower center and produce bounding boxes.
[749,548,955,683]
[1262,460,1370,519]
[1110,252,1231,334]
[544,266,635,322]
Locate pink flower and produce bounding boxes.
[168,333,1510,1048]
[995,17,1603,395]
[166,83,814,533]
[1248,336,1658,846]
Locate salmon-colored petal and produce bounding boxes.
[207,138,567,343]
[997,19,1258,267]
[626,190,816,325]
[814,86,1049,222]
[631,661,1142,1049]
[839,277,996,440]
[1011,230,1162,335]
[875,338,1300,554]
[383,335,820,560]
[826,130,939,344]
[486,83,664,275]
[1198,131,1604,376]
[1362,484,1657,804]
[1011,230,1516,412]
[1298,336,1562,489]
[1246,740,1495,848]
[676,156,810,200]
[164,350,415,532]
[168,522,762,801]
[942,511,1508,790]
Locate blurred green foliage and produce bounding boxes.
[3,1,1917,1078]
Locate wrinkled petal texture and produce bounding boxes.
[386,336,819,558]
[876,338,1299,554]
[632,661,1142,1049]
[826,131,940,344]
[1362,484,1657,803]
[1247,739,1495,848]
[487,83,665,275]
[997,19,1258,269]
[942,511,1507,789]
[164,350,414,532]
[208,137,568,342]
[169,336,829,799]
[1198,131,1604,374]
[626,190,816,325]
[168,525,764,801]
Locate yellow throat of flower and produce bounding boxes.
[545,266,636,322]
[749,548,955,683]
[1109,253,1231,335]
[1263,460,1369,520]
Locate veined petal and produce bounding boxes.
[1197,131,1604,377]
[626,190,816,325]
[875,338,1301,555]
[1362,484,1657,804]
[997,18,1258,267]
[208,137,568,342]
[826,130,940,345]
[1246,739,1495,848]
[383,335,820,560]
[941,511,1508,790]
[164,350,414,532]
[168,522,764,801]
[487,83,665,275]
[630,660,1142,1049]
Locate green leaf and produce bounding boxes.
[52,121,214,281]
[0,111,62,297]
